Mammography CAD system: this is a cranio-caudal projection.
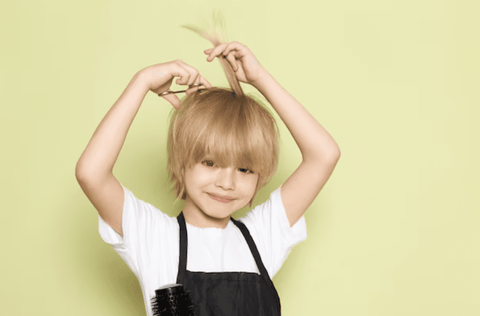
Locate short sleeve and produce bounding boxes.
[98,185,175,277]
[238,185,307,279]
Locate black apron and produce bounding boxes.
[176,212,281,316]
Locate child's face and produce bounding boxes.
[183,159,259,227]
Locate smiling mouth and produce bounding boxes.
[208,194,234,203]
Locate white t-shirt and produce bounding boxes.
[98,184,307,316]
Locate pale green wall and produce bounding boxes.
[1,0,479,315]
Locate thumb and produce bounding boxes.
[161,93,182,110]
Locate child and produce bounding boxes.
[76,16,340,316]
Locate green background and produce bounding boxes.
[1,0,479,315]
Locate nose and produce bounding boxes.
[214,167,235,191]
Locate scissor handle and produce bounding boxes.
[159,90,187,96]
[158,83,205,97]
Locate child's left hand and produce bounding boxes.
[204,41,269,87]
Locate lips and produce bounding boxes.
[208,193,234,203]
[209,193,234,200]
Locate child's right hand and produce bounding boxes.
[138,60,212,109]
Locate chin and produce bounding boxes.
[203,205,235,219]
[203,196,239,218]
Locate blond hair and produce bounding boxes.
[166,12,280,209]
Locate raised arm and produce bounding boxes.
[75,61,212,236]
[75,70,149,237]
[205,42,341,227]
[75,71,149,179]
[251,71,341,227]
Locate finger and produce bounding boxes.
[206,43,228,62]
[161,93,182,110]
[175,59,200,86]
[198,74,212,88]
[185,74,202,95]
[170,61,191,86]
[185,75,212,95]
[225,51,238,72]
[222,41,248,59]
[203,48,213,54]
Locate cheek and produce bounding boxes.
[185,168,212,190]
[194,172,213,186]
[244,176,259,195]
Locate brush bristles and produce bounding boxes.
[151,285,195,316]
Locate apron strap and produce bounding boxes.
[176,212,188,284]
[230,218,278,294]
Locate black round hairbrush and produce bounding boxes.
[151,284,195,316]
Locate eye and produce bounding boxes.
[202,160,253,174]
[239,168,254,174]
[202,160,216,167]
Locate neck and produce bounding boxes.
[182,199,231,229]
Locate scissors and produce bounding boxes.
[158,82,207,97]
